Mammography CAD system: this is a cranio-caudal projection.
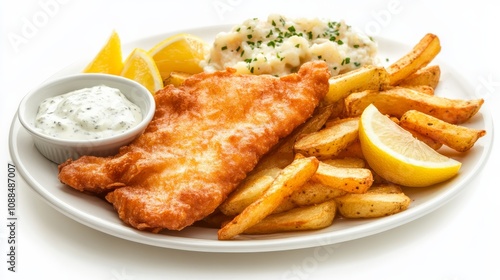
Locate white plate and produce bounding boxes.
[9,25,494,253]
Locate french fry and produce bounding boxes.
[218,168,282,216]
[344,87,484,124]
[252,104,335,173]
[275,181,347,213]
[312,161,373,193]
[294,117,359,159]
[404,85,435,95]
[335,184,411,218]
[387,33,441,85]
[325,65,389,104]
[163,71,192,86]
[398,65,441,89]
[218,155,319,240]
[399,110,486,152]
[365,183,405,194]
[333,139,364,159]
[244,200,336,234]
[322,157,366,168]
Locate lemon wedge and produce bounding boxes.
[120,48,163,94]
[359,104,461,187]
[83,30,123,75]
[148,33,209,80]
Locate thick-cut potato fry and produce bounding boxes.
[364,183,404,194]
[294,117,359,159]
[219,168,282,216]
[275,181,347,213]
[399,65,441,89]
[404,85,435,95]
[334,139,364,159]
[322,157,366,168]
[312,161,373,193]
[387,33,441,85]
[325,65,389,103]
[252,104,335,173]
[344,87,484,124]
[218,155,319,240]
[335,184,411,218]
[244,200,336,234]
[399,110,486,152]
[163,71,192,86]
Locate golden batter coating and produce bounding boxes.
[58,61,330,232]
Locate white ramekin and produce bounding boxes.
[17,73,156,164]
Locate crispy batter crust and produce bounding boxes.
[58,61,330,232]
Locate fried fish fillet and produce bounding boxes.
[58,61,330,232]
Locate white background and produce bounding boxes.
[1,0,499,279]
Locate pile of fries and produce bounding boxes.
[197,33,486,240]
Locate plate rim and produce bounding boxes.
[8,24,495,253]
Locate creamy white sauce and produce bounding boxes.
[35,85,142,140]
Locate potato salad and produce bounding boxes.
[202,14,378,76]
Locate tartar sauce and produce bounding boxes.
[35,85,142,140]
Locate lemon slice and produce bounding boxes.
[148,33,209,80]
[83,30,123,75]
[359,104,461,187]
[121,48,163,94]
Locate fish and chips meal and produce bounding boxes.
[56,15,486,240]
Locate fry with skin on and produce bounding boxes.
[398,65,441,89]
[312,161,373,194]
[335,184,411,218]
[163,71,192,86]
[322,157,366,168]
[344,87,484,124]
[252,104,335,173]
[399,110,486,152]
[294,117,359,159]
[387,33,441,85]
[325,65,389,103]
[274,181,347,213]
[218,155,319,240]
[243,200,337,235]
[333,139,364,159]
[403,85,435,95]
[218,168,282,216]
